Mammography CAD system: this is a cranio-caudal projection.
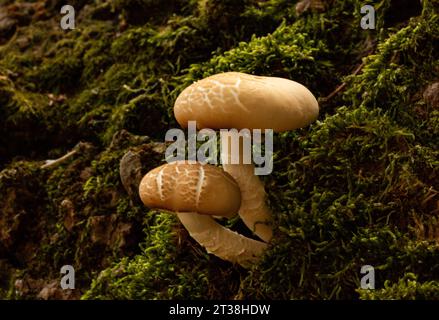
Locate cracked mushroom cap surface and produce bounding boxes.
[139,161,241,218]
[174,71,319,131]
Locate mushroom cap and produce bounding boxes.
[139,161,241,218]
[174,72,319,131]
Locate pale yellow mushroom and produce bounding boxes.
[139,161,267,268]
[174,72,319,243]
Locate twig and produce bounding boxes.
[40,149,79,169]
[40,142,90,169]
[321,62,365,102]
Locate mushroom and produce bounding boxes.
[139,161,268,268]
[174,72,319,242]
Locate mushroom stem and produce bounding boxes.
[221,131,273,242]
[176,211,267,268]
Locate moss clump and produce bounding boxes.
[83,211,243,299]
[70,0,439,300]
[181,21,334,97]
[235,103,439,299]
[359,273,439,300]
[38,132,163,289]
[344,3,439,138]
[0,72,73,166]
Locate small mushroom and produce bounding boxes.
[174,72,319,242]
[139,161,267,268]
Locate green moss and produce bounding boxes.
[234,2,439,299]
[234,102,438,299]
[344,4,439,137]
[82,0,439,300]
[242,0,297,27]
[182,21,334,96]
[83,211,242,299]
[0,74,72,165]
[1,0,438,300]
[83,212,203,299]
[359,273,439,300]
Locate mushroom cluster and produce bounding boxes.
[139,161,267,268]
[139,72,319,268]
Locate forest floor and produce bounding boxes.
[0,0,438,299]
